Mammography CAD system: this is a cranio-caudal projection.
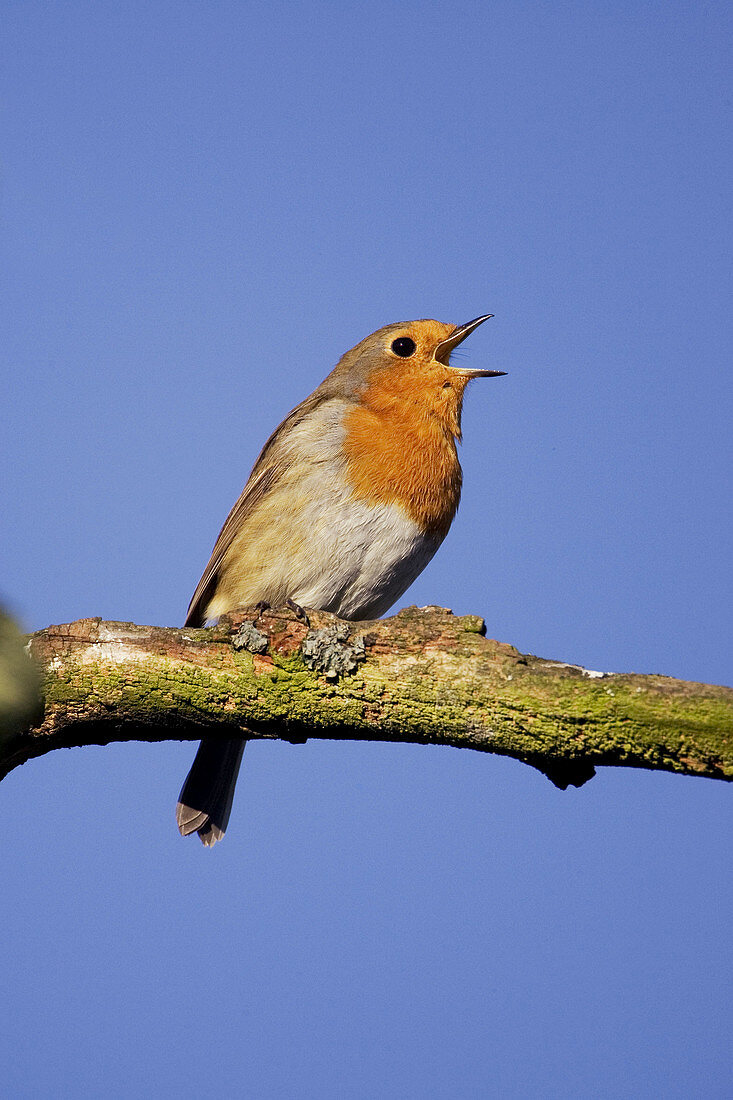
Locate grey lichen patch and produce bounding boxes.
[301,624,366,681]
[231,621,269,655]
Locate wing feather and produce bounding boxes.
[184,464,278,626]
[184,389,328,627]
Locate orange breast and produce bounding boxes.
[342,365,466,539]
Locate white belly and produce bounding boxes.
[291,495,443,620]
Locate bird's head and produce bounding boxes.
[330,315,505,440]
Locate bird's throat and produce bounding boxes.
[342,372,465,538]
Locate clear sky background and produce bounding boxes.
[2,2,731,1097]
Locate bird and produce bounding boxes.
[177,314,505,844]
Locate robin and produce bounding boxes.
[177,315,505,843]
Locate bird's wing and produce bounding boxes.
[184,463,279,626]
[184,390,327,627]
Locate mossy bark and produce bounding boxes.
[3,605,731,788]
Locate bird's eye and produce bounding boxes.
[391,337,416,357]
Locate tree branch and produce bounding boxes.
[4,606,731,789]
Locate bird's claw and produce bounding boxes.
[286,597,310,627]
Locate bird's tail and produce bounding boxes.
[176,737,246,846]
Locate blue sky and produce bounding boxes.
[2,2,731,1097]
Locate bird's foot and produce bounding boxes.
[286,597,311,627]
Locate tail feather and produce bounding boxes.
[176,737,246,846]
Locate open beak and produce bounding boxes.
[435,314,506,376]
